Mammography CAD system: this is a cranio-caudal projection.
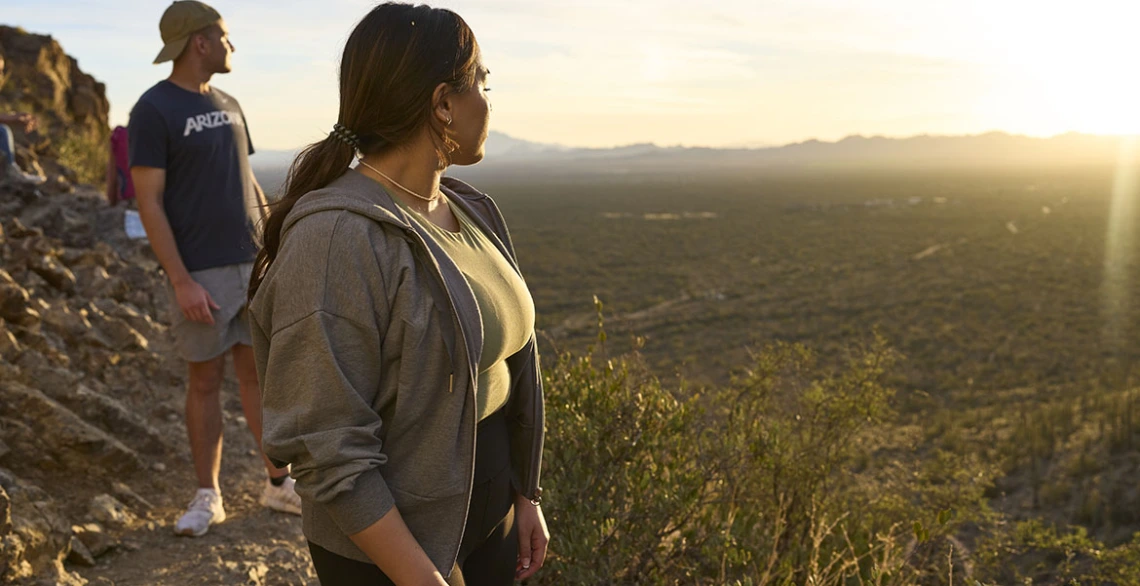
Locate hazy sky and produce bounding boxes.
[3,0,1139,150]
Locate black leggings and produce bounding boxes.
[309,409,518,586]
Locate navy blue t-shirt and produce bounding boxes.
[128,81,258,272]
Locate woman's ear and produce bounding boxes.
[432,82,454,126]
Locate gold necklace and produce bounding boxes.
[357,159,440,202]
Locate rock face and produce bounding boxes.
[0,25,111,184]
[0,26,314,586]
[0,469,77,584]
[0,29,181,586]
[0,181,178,584]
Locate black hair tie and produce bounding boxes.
[331,123,360,149]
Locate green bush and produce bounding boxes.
[535,326,987,585]
[975,520,1140,585]
[55,130,107,185]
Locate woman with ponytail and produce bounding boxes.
[247,4,548,584]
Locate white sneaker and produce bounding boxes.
[262,476,302,515]
[173,488,225,537]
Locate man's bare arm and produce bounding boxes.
[132,167,189,282]
[132,166,218,325]
[0,113,34,132]
[250,172,270,226]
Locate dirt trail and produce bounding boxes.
[72,356,317,586]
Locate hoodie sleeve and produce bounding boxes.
[253,212,394,536]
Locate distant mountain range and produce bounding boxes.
[251,130,1138,176]
[249,131,568,169]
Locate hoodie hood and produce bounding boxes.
[282,169,410,236]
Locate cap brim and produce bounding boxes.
[153,36,189,65]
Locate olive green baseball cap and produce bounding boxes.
[152,1,222,64]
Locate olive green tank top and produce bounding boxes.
[396,198,536,421]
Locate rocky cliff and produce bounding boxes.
[0,25,180,586]
[0,26,110,185]
[0,27,316,586]
[0,167,177,584]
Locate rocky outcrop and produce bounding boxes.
[0,31,177,580]
[0,25,111,185]
[0,469,85,585]
[0,176,178,584]
[0,26,313,586]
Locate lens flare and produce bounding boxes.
[1101,137,1139,351]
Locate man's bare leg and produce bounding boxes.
[231,343,289,479]
[186,355,227,490]
[233,343,300,515]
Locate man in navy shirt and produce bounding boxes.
[129,0,300,537]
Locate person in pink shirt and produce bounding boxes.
[105,126,136,205]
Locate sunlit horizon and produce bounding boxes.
[4,0,1140,150]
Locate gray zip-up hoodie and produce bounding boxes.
[249,170,544,574]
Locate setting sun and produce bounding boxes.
[972,0,1140,135]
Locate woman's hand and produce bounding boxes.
[514,494,549,580]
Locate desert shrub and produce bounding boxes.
[537,347,708,584]
[534,325,986,585]
[974,520,1140,585]
[55,131,107,185]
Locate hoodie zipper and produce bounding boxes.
[451,197,545,504]
[401,226,480,573]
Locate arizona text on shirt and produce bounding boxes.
[183,109,246,137]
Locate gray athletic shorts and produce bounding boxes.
[166,262,254,363]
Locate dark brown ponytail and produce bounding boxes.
[249,2,481,301]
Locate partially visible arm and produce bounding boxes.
[127,100,217,324]
[261,310,447,585]
[251,172,269,225]
[256,217,449,585]
[105,142,119,205]
[514,496,550,580]
[131,167,188,284]
[0,113,35,132]
[131,167,218,324]
[348,510,449,586]
[242,112,269,224]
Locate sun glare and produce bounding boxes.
[639,44,669,83]
[974,0,1140,135]
[1102,137,1139,350]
